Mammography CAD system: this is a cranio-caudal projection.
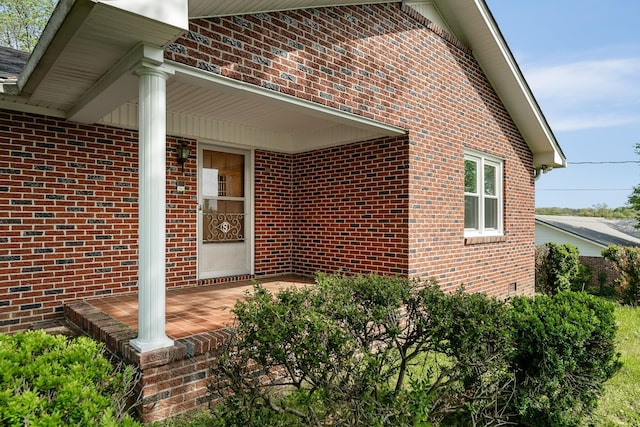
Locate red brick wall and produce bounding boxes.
[0,111,198,332]
[580,255,617,291]
[292,136,409,276]
[166,3,535,295]
[254,150,294,276]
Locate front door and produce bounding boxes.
[198,146,251,278]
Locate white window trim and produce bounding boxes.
[464,150,504,237]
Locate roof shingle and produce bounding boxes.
[536,215,640,248]
[0,46,29,80]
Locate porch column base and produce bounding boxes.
[130,336,175,353]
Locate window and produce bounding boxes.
[464,151,503,236]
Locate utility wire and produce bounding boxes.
[537,188,632,191]
[568,161,640,164]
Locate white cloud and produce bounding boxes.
[522,58,640,131]
[551,113,638,132]
[525,58,640,103]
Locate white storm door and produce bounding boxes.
[198,146,251,278]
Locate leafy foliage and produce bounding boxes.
[0,0,56,52]
[0,330,141,426]
[535,243,581,295]
[602,245,640,305]
[209,274,619,427]
[535,205,635,219]
[509,292,620,427]
[211,274,514,426]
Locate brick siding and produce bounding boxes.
[580,255,617,291]
[165,3,535,294]
[1,3,536,333]
[0,113,198,332]
[291,136,409,275]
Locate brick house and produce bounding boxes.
[0,0,565,419]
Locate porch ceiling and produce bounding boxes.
[101,61,407,153]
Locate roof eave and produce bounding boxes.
[536,219,607,248]
[10,0,188,121]
[433,0,566,169]
[17,0,86,95]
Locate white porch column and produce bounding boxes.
[130,62,174,353]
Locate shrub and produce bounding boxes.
[571,263,594,292]
[602,245,640,305]
[509,291,620,426]
[210,274,620,427]
[210,274,514,426]
[536,243,581,295]
[535,244,550,292]
[0,330,140,427]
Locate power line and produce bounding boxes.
[568,161,640,164]
[537,188,632,191]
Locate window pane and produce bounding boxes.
[464,160,477,193]
[484,164,496,196]
[203,150,244,197]
[465,195,478,229]
[484,198,498,229]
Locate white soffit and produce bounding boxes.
[188,0,393,18]
[97,0,188,29]
[10,0,187,119]
[403,1,452,34]
[101,61,407,152]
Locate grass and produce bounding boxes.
[583,305,640,426]
[155,410,213,427]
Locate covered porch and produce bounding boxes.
[67,274,313,340]
[64,275,314,422]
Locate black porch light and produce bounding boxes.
[176,140,191,172]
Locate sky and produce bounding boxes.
[485,0,640,209]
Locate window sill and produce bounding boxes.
[464,235,507,245]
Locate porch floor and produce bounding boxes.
[85,275,314,339]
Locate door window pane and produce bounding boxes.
[202,150,245,243]
[203,200,245,242]
[203,151,244,197]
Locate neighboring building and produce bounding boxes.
[535,215,640,288]
[535,215,640,256]
[0,46,29,80]
[0,1,565,419]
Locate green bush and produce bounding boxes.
[0,330,141,427]
[602,245,640,305]
[571,263,594,292]
[509,291,620,426]
[211,274,514,426]
[210,274,620,427]
[536,243,581,295]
